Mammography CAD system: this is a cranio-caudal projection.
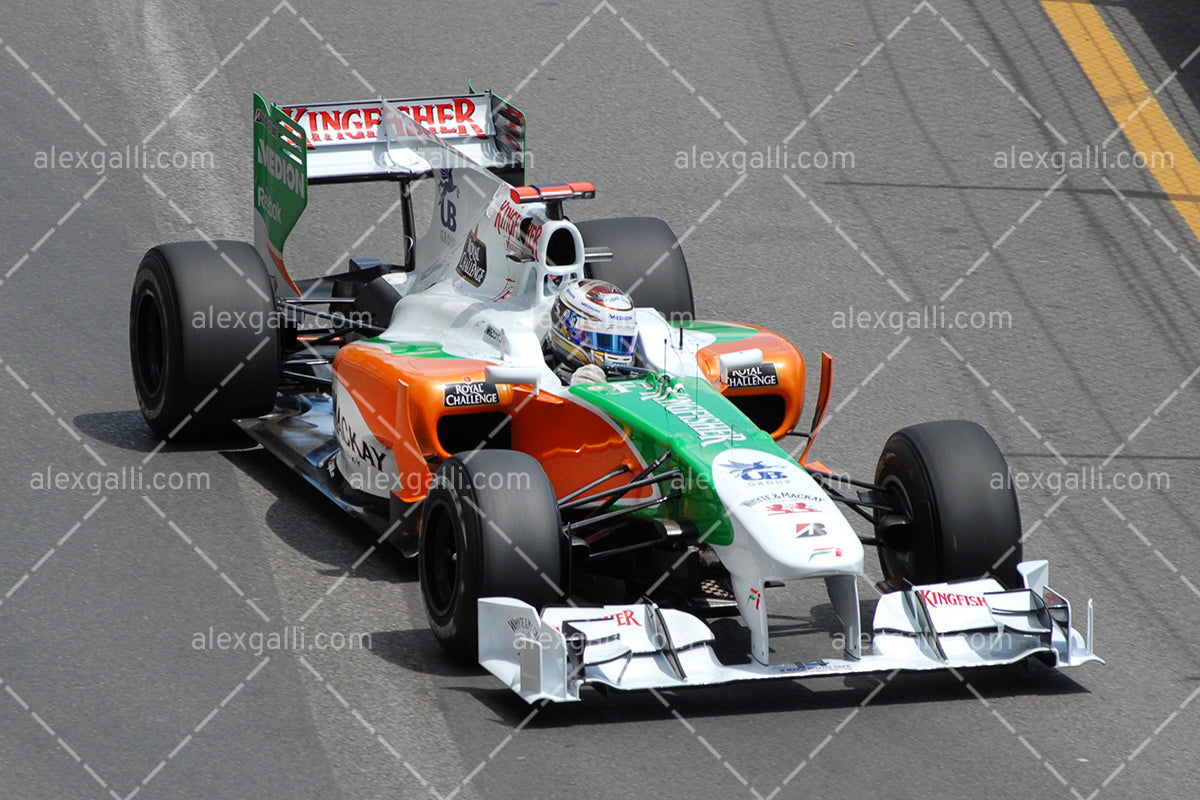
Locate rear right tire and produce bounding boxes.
[576,216,695,322]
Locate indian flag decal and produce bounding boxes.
[808,546,843,561]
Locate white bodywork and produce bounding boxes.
[480,561,1100,703]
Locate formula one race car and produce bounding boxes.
[129,90,1100,703]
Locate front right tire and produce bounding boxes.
[874,420,1023,588]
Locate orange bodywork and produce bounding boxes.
[332,342,651,504]
[332,325,807,508]
[696,325,807,440]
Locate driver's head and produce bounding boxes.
[549,279,639,370]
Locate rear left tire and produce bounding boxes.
[129,240,279,439]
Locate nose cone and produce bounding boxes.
[710,449,864,581]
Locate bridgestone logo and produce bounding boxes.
[256,139,306,199]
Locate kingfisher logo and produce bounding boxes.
[918,590,988,608]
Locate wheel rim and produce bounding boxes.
[133,290,166,398]
[423,504,459,617]
[878,474,917,581]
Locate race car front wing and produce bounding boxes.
[477,560,1100,703]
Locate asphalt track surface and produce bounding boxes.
[2,1,1200,798]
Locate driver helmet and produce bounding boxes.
[549,279,639,370]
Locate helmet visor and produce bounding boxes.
[582,329,637,356]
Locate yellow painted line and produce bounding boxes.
[1043,0,1200,240]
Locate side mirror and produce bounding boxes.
[717,348,763,384]
[486,364,542,396]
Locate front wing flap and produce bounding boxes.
[478,560,1100,704]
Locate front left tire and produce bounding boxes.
[419,450,569,663]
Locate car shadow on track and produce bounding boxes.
[222,446,417,583]
[74,409,261,453]
[383,592,1089,727]
[369,627,488,679]
[77,410,416,585]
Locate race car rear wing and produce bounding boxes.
[278,92,525,184]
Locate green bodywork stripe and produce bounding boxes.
[363,339,457,359]
[672,319,759,344]
[571,375,784,546]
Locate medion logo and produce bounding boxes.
[255,139,306,199]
